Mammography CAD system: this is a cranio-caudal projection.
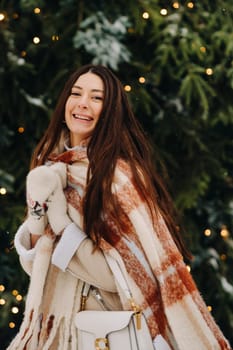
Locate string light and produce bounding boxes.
[33,36,40,44]
[0,12,5,21]
[11,306,19,314]
[220,254,227,261]
[200,46,206,53]
[220,226,229,239]
[142,12,149,19]
[0,285,5,292]
[9,322,15,329]
[34,7,41,14]
[204,229,212,236]
[21,51,27,57]
[172,2,180,9]
[12,290,18,296]
[0,298,6,305]
[51,35,59,41]
[205,68,213,76]
[160,8,168,16]
[0,187,7,195]
[207,305,212,312]
[16,294,23,301]
[138,76,146,84]
[124,85,131,92]
[186,265,191,272]
[18,126,25,133]
[187,2,194,8]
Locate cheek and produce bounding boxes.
[65,99,72,120]
[65,98,71,111]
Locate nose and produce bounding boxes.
[78,95,88,109]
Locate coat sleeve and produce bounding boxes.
[15,221,117,293]
[14,220,39,276]
[51,222,117,292]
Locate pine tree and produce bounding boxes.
[0,0,232,348]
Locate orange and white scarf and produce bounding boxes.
[8,148,231,350]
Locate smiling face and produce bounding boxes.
[65,72,104,147]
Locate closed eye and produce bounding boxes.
[92,96,103,101]
[71,92,81,96]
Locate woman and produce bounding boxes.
[7,64,231,350]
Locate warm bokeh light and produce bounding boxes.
[142,12,149,19]
[124,85,132,92]
[205,68,213,75]
[0,285,5,292]
[200,46,206,53]
[204,229,212,236]
[138,76,146,84]
[16,294,23,301]
[0,12,5,21]
[0,187,7,195]
[160,9,168,16]
[187,2,194,8]
[18,126,25,133]
[34,8,41,14]
[33,36,40,44]
[173,2,180,9]
[11,307,19,314]
[12,290,18,296]
[52,35,59,41]
[220,227,229,238]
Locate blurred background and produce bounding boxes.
[0,0,233,348]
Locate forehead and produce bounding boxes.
[73,72,104,91]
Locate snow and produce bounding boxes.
[220,276,233,295]
[7,52,25,66]
[20,89,47,110]
[73,12,131,70]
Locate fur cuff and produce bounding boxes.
[51,223,87,271]
[14,220,37,261]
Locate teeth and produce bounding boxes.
[73,114,91,121]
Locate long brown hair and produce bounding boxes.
[30,64,190,258]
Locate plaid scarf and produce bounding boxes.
[53,148,231,349]
[8,148,231,350]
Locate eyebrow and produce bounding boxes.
[72,85,104,93]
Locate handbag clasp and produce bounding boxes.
[130,298,142,330]
[95,337,109,350]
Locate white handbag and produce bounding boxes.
[75,254,155,350]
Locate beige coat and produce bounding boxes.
[8,222,122,350]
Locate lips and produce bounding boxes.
[72,113,93,121]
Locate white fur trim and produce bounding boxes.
[14,220,38,261]
[51,223,87,271]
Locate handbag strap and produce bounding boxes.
[104,253,142,317]
[104,253,133,301]
[80,254,140,314]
